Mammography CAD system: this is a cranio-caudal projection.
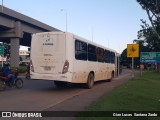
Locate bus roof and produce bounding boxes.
[72,33,118,54]
[32,31,119,54]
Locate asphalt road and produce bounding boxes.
[0,78,92,111]
[0,69,136,120]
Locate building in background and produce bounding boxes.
[19,50,30,66]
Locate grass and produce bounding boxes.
[76,71,160,120]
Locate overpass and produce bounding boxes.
[0,5,60,67]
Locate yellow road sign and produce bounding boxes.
[127,44,139,57]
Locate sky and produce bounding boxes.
[1,0,149,53]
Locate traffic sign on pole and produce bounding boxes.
[127,44,139,58]
[140,52,160,63]
[0,46,4,56]
[0,46,4,67]
[127,44,139,77]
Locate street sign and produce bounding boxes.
[0,46,4,56]
[127,44,139,58]
[140,52,160,63]
[0,56,6,61]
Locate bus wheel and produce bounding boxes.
[85,73,94,89]
[108,72,114,82]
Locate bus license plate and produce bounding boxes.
[44,66,51,71]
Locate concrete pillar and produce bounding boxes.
[10,38,19,67]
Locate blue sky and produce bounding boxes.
[2,0,149,53]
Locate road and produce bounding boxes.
[0,69,136,119]
[0,78,92,111]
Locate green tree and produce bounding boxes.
[121,48,130,67]
[121,48,140,68]
[137,0,160,40]
[136,19,160,51]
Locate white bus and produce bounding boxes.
[30,32,120,88]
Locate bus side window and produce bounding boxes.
[110,52,115,63]
[88,44,97,62]
[97,47,105,62]
[75,40,87,61]
[104,50,110,63]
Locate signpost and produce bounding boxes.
[127,44,139,58]
[140,64,144,76]
[140,52,160,72]
[0,46,4,67]
[0,46,4,55]
[127,44,139,77]
[140,52,160,63]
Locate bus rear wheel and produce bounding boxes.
[85,73,94,89]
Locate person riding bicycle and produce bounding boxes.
[2,63,15,85]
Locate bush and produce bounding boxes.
[11,66,28,73]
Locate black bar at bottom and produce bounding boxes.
[0,111,160,117]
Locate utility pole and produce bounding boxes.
[91,28,93,42]
[1,0,4,12]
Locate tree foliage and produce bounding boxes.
[120,48,140,67]
[136,19,160,51]
[137,0,160,40]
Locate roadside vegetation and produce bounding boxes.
[11,66,28,73]
[0,66,27,74]
[77,71,160,120]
